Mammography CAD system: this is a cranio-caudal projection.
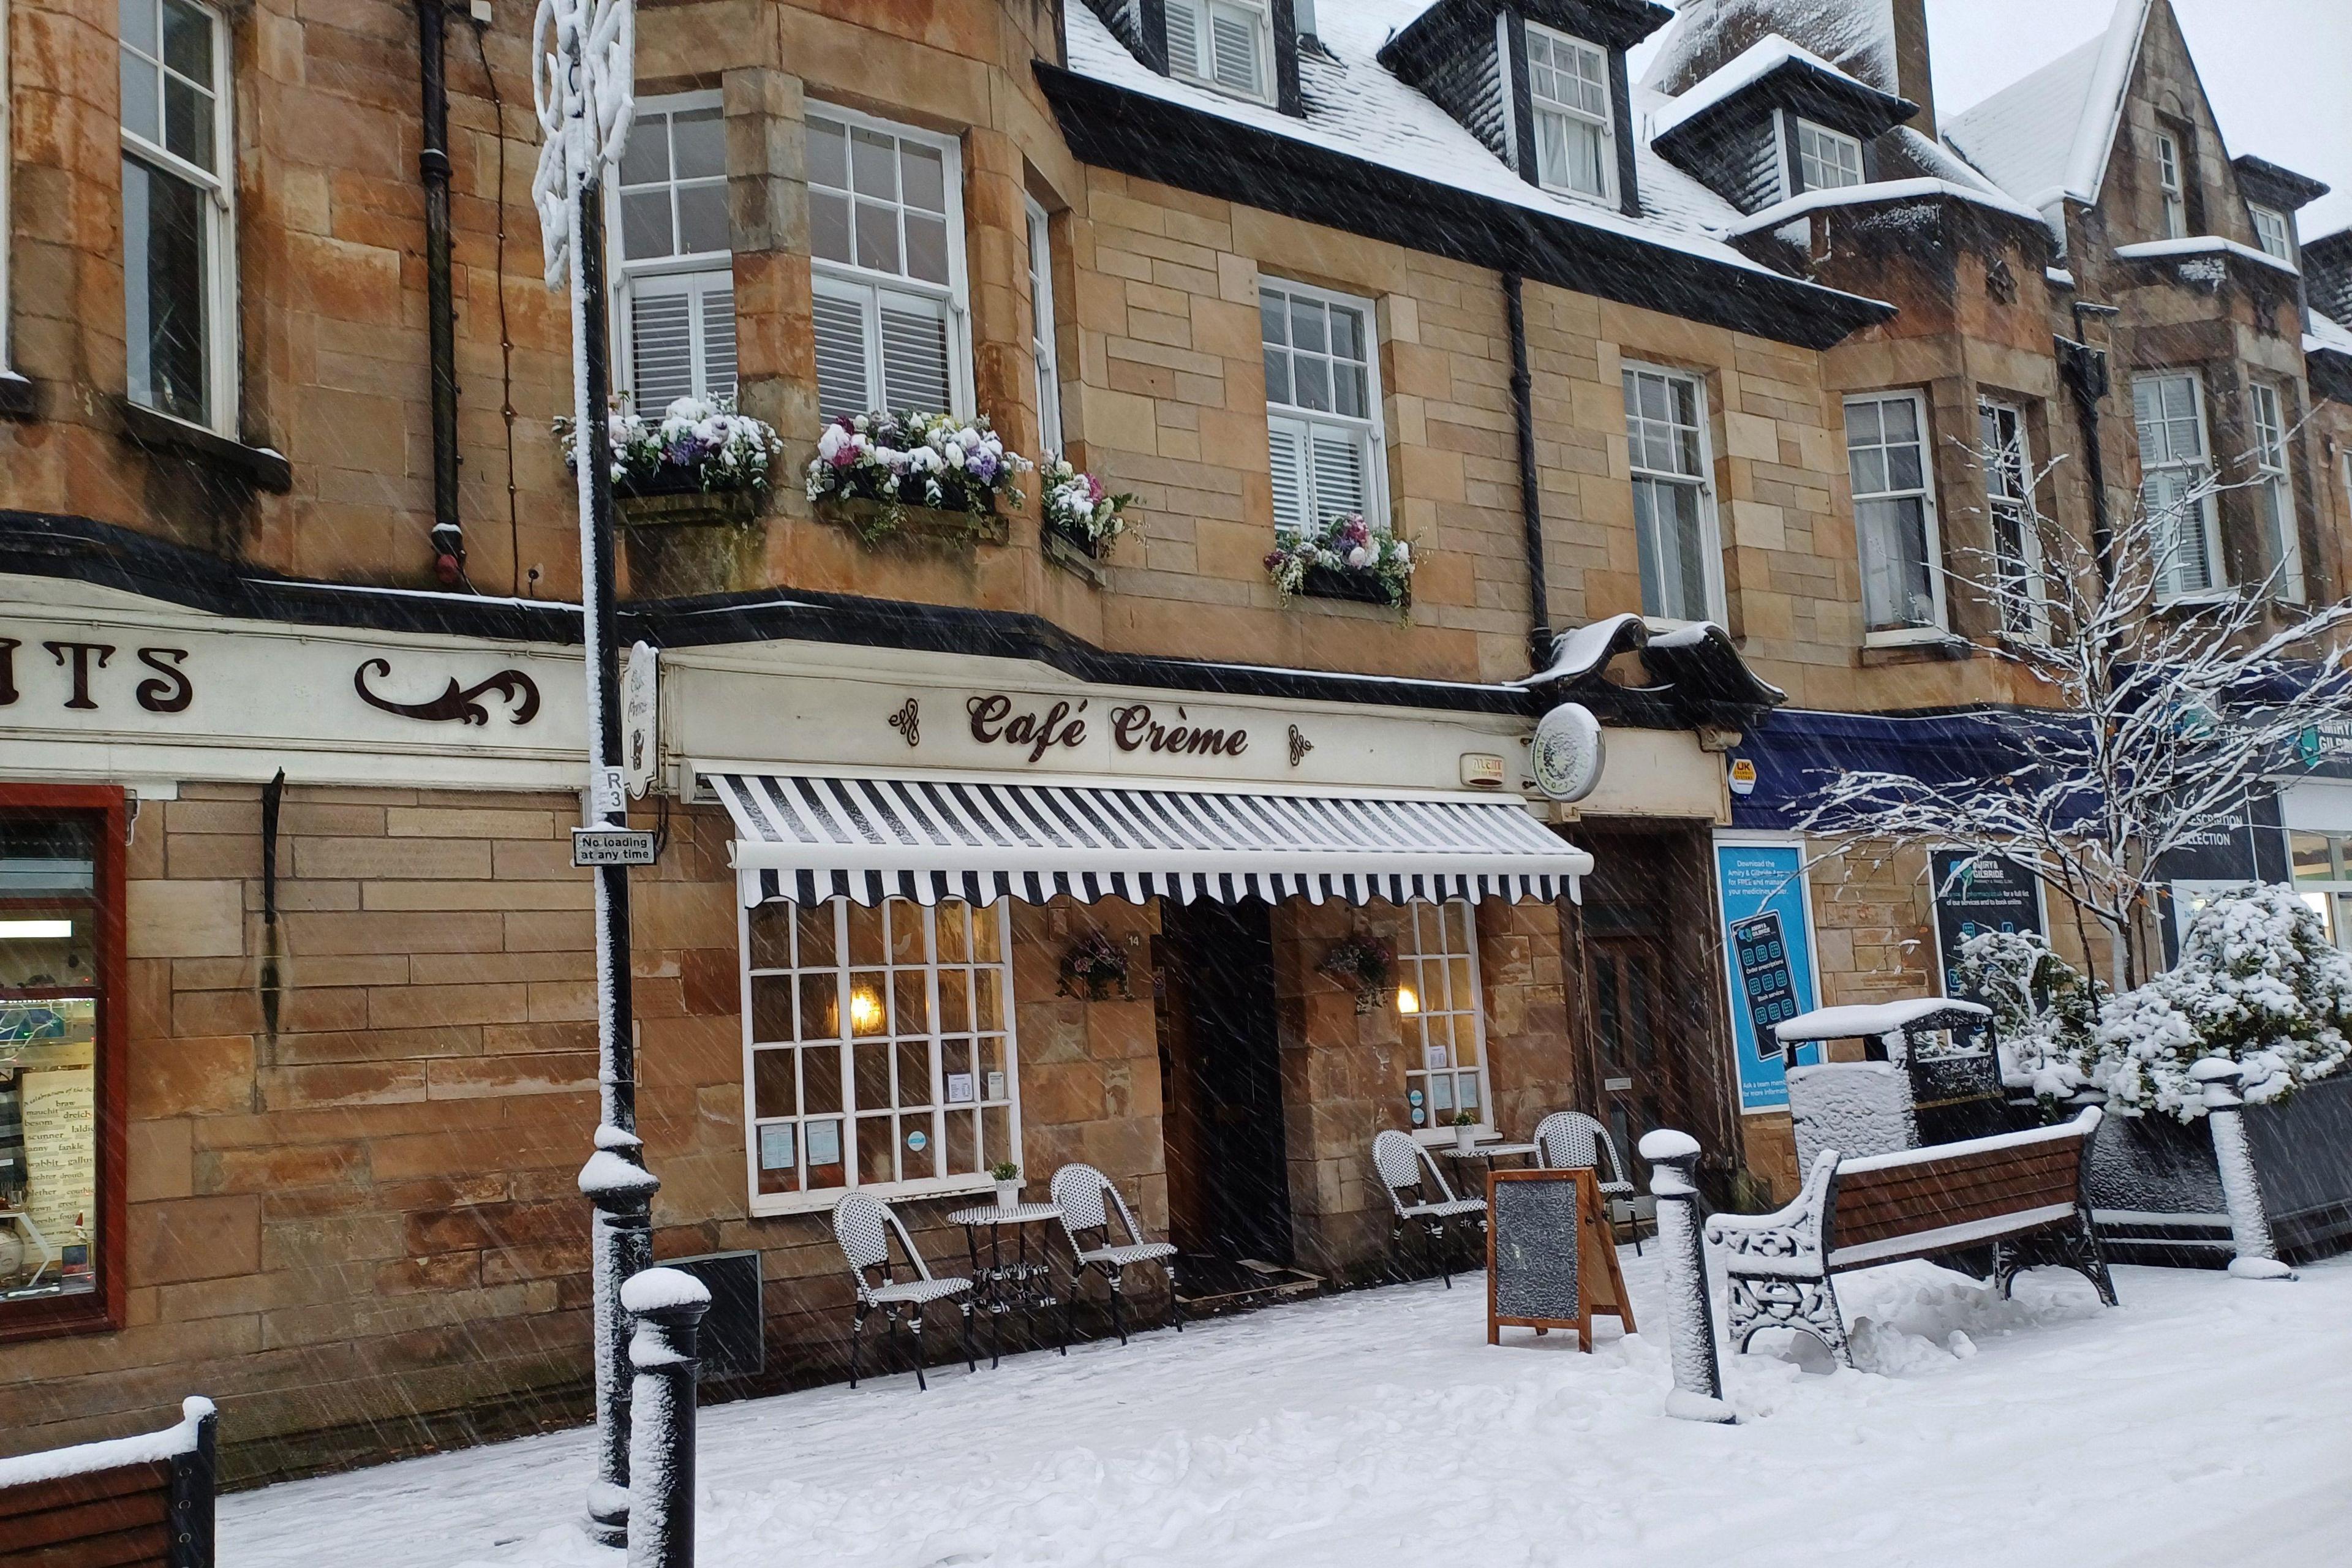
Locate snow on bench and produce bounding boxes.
[0,1397,216,1568]
[1703,1109,2117,1365]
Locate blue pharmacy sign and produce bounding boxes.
[1714,839,1822,1113]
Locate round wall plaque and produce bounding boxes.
[1530,702,1604,802]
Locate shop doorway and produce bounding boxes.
[1153,899,1294,1270]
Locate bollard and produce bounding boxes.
[1638,1129,1735,1424]
[2191,1058,2294,1280]
[624,1266,713,1568]
[582,1130,663,1545]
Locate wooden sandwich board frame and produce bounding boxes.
[1485,1167,1635,1351]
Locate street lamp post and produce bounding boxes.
[531,0,649,1545]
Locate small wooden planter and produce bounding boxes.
[816,494,1009,546]
[1043,522,1112,587]
[1298,564,1403,608]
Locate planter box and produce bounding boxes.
[815,494,1009,546]
[617,486,761,528]
[2086,1074,2352,1265]
[1298,565,1399,607]
[1043,524,1110,587]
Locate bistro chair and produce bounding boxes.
[1534,1110,1649,1255]
[831,1191,977,1390]
[1050,1163,1182,1346]
[1371,1129,1487,1288]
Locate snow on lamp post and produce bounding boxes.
[2191,1057,2294,1281]
[1638,1128,1733,1424]
[532,0,652,1546]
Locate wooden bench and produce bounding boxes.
[0,1399,214,1568]
[1704,1108,2116,1365]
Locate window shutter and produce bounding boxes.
[1308,424,1366,524]
[699,276,738,402]
[1166,0,1205,79]
[1268,417,1309,536]
[813,288,872,421]
[1209,6,1262,95]
[878,290,954,416]
[630,290,696,413]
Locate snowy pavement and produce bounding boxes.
[222,1250,2352,1568]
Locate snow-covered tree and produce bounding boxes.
[1796,444,2352,990]
[1950,929,2096,1101]
[2089,884,2352,1120]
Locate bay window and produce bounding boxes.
[1845,391,1945,638]
[1796,119,1864,192]
[742,896,1020,1213]
[119,0,235,433]
[1977,399,2045,638]
[1622,365,1721,622]
[1526,23,1613,202]
[2248,382,2303,601]
[1398,901,1492,1140]
[2132,371,2224,597]
[1262,280,1385,537]
[807,107,968,422]
[612,94,736,413]
[1167,0,1273,104]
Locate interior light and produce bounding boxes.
[0,920,72,940]
[1396,984,1420,1015]
[848,987,886,1035]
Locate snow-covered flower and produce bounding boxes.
[1263,511,1415,617]
[805,409,1031,542]
[1039,456,1136,552]
[558,396,784,496]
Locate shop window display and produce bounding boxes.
[0,818,102,1310]
[1397,900,1491,1136]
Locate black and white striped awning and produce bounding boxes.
[706,770,1591,908]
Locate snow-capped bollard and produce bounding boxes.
[623,1267,712,1568]
[2191,1058,2294,1280]
[1639,1129,1733,1424]
[582,1130,663,1545]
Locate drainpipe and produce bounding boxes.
[1505,273,1551,671]
[418,1,464,584]
[2061,299,2122,597]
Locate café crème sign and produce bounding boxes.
[960,695,1251,766]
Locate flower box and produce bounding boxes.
[805,411,1029,546]
[1265,513,1414,617]
[1299,565,1396,605]
[815,495,1008,546]
[1043,522,1111,587]
[561,397,783,503]
[618,486,761,529]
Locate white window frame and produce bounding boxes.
[2248,203,2294,264]
[1845,390,1947,643]
[1025,196,1063,456]
[806,102,971,420]
[1978,398,2048,641]
[608,90,734,414]
[2156,130,2187,239]
[1622,363,1724,624]
[1261,276,1387,538]
[1795,118,1864,193]
[2288,830,2352,953]
[1398,900,1495,1145]
[1525,21,1615,205]
[119,0,237,436]
[1166,0,1275,106]
[2247,380,2304,601]
[2133,369,2226,599]
[739,897,1022,1217]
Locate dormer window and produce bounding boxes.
[1526,23,1613,202]
[2156,131,2187,239]
[2250,204,2293,262]
[1795,119,1863,193]
[1168,0,1273,104]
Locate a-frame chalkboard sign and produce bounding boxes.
[1485,1167,1634,1351]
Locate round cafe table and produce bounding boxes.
[946,1200,1069,1366]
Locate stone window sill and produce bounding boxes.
[116,398,293,493]
[1858,635,1973,667]
[0,370,35,421]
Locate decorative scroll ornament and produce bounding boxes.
[888,698,920,748]
[1287,724,1313,767]
[530,0,635,288]
[354,659,543,726]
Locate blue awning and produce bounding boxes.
[1725,707,2085,831]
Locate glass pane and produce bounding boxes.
[805,1117,845,1182]
[756,1126,799,1196]
[895,1040,934,1107]
[748,908,791,969]
[971,905,1003,963]
[810,190,852,264]
[808,117,848,189]
[935,902,970,963]
[161,0,211,80]
[1259,290,1287,345]
[797,903,839,968]
[121,55,160,145]
[1262,347,1291,407]
[903,213,949,286]
[804,1047,843,1116]
[974,974,1003,1032]
[938,968,971,1033]
[1335,363,1366,420]
[1329,306,1361,363]
[850,127,897,198]
[1291,298,1326,355]
[854,200,901,274]
[752,1050,797,1120]
[750,977,793,1043]
[891,970,928,1036]
[899,141,946,212]
[854,1042,891,1112]
[676,184,728,257]
[981,1105,1013,1167]
[846,971,888,1038]
[619,113,670,186]
[673,108,725,179]
[167,78,213,174]
[1293,355,1330,413]
[1886,441,1922,492]
[846,902,885,967]
[0,996,100,1300]
[888,900,925,964]
[2291,832,2336,884]
[798,970,839,1041]
[947,1108,979,1175]
[121,0,157,56]
[857,1119,895,1186]
[620,190,673,261]
[123,156,210,426]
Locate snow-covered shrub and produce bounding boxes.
[804,410,1030,541]
[1039,457,1136,553]
[1264,513,1414,613]
[558,397,783,494]
[1951,930,2098,1101]
[2088,885,2352,1120]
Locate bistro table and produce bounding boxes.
[946,1200,1069,1366]
[1438,1139,1542,1183]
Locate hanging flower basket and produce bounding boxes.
[1057,929,1133,1001]
[1320,932,1396,1014]
[1265,513,1414,619]
[805,410,1030,545]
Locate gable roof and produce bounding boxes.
[1650,34,1914,144]
[1942,0,2152,211]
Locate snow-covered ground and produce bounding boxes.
[224,1251,2352,1568]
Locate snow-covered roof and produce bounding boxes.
[1062,0,1784,281]
[2307,311,2352,358]
[1512,613,1645,687]
[1719,177,2044,240]
[1650,35,1890,141]
[1774,997,1990,1042]
[1942,0,2151,212]
[2113,236,2301,277]
[1642,0,1903,97]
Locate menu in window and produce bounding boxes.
[21,1067,95,1244]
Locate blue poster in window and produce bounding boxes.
[1714,839,1822,1113]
